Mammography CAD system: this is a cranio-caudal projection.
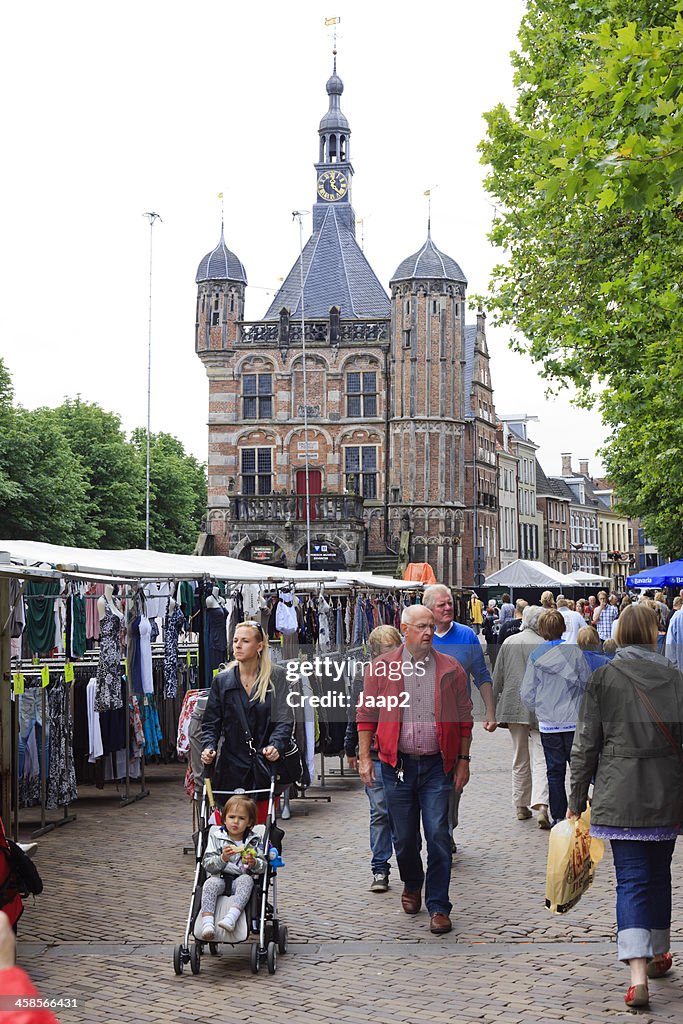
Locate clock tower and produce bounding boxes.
[313,52,355,233]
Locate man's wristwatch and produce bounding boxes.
[457,754,471,761]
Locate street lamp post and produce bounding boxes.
[292,210,312,571]
[142,212,162,550]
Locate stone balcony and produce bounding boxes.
[229,492,365,524]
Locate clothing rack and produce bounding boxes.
[9,671,77,840]
[12,656,150,814]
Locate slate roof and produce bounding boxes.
[264,205,390,320]
[549,473,602,509]
[391,234,467,285]
[536,460,573,501]
[196,230,247,284]
[463,325,476,419]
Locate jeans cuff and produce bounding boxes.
[617,928,653,962]
[651,928,670,956]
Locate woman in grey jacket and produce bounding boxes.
[493,606,550,828]
[568,604,683,1010]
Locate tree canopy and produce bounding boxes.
[0,359,207,552]
[480,1,683,556]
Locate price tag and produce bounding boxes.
[12,673,25,696]
[213,667,219,677]
[64,662,75,683]
[41,665,50,688]
[187,650,191,667]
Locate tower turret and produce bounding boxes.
[313,53,355,233]
[195,228,247,354]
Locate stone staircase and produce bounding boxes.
[361,551,400,579]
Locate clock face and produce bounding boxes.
[317,170,349,202]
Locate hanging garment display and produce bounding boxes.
[178,580,195,620]
[318,593,331,653]
[95,604,124,713]
[47,675,77,808]
[85,583,105,641]
[206,605,228,674]
[24,580,61,656]
[65,591,87,659]
[163,604,186,698]
[17,686,48,807]
[8,578,25,638]
[130,615,154,695]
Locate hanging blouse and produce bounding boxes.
[24,580,60,656]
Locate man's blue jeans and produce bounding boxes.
[366,758,394,876]
[381,752,452,915]
[540,730,574,824]
[611,839,675,961]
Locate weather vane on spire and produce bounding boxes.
[324,15,340,69]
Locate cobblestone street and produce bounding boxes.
[14,727,683,1023]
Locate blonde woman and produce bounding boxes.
[201,621,293,792]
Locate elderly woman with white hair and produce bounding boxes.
[492,606,551,828]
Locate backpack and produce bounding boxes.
[0,839,43,901]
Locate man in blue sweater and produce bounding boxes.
[423,585,497,851]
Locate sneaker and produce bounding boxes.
[17,842,38,858]
[516,806,532,820]
[369,873,389,893]
[537,806,551,830]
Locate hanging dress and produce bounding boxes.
[95,604,124,713]
[130,615,154,695]
[47,675,77,808]
[164,604,186,698]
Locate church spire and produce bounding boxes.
[314,47,355,233]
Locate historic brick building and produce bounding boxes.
[195,59,496,586]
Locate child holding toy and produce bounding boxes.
[195,795,266,940]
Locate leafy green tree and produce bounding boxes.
[0,359,21,506]
[0,405,91,544]
[131,429,207,553]
[480,1,683,556]
[50,398,144,548]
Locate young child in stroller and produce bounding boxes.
[195,795,266,941]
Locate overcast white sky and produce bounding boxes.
[0,0,604,477]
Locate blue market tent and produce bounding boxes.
[626,559,683,588]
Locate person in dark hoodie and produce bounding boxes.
[568,604,683,1011]
[520,609,590,825]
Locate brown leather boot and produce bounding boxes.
[401,887,422,915]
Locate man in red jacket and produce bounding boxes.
[357,604,473,934]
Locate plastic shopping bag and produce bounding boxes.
[545,808,604,914]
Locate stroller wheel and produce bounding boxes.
[267,941,277,974]
[277,925,289,954]
[190,944,201,975]
[208,942,219,956]
[250,942,260,974]
[173,944,184,975]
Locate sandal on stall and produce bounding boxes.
[624,984,649,1009]
[647,953,673,979]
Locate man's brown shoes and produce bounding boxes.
[401,887,422,915]
[430,912,452,934]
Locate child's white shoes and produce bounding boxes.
[195,914,216,941]
[217,907,241,932]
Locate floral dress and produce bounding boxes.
[95,604,124,713]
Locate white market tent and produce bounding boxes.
[567,569,611,584]
[0,540,419,591]
[484,559,576,588]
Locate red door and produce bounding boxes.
[296,469,321,521]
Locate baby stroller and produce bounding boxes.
[173,770,288,976]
